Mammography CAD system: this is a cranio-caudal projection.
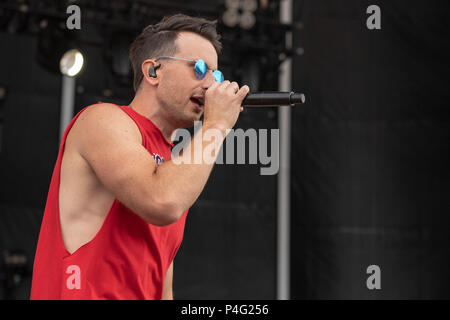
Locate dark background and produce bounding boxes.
[0,0,449,299]
[291,0,450,299]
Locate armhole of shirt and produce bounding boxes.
[116,106,146,147]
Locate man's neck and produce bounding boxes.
[128,94,175,145]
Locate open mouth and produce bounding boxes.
[190,96,204,108]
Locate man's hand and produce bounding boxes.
[203,80,250,131]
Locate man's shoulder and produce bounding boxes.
[79,102,125,120]
[72,102,142,145]
[76,103,136,129]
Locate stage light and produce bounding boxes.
[222,9,240,27]
[59,49,84,77]
[240,11,255,30]
[223,0,257,30]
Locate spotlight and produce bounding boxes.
[222,0,257,30]
[225,0,241,10]
[222,9,240,27]
[60,49,84,77]
[241,0,258,12]
[240,11,256,30]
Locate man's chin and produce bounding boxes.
[190,111,204,123]
[177,114,203,129]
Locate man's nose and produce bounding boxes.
[201,70,216,89]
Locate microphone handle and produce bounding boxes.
[242,91,306,107]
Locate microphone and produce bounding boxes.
[242,91,306,107]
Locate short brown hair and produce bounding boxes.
[129,14,222,92]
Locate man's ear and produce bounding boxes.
[141,59,160,86]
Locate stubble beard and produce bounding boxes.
[162,99,202,129]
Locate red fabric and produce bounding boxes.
[30,102,187,300]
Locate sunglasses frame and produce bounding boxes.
[154,56,224,83]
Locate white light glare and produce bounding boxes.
[60,49,84,77]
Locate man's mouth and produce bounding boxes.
[190,95,204,108]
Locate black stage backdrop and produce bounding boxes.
[291,0,450,299]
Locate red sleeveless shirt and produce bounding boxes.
[30,103,188,300]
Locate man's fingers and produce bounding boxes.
[219,80,231,89]
[211,80,249,102]
[228,81,239,93]
[237,85,250,99]
[207,80,221,91]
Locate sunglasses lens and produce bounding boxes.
[213,70,224,83]
[194,59,223,83]
[194,60,207,79]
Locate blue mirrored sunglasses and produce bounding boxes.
[154,56,224,83]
